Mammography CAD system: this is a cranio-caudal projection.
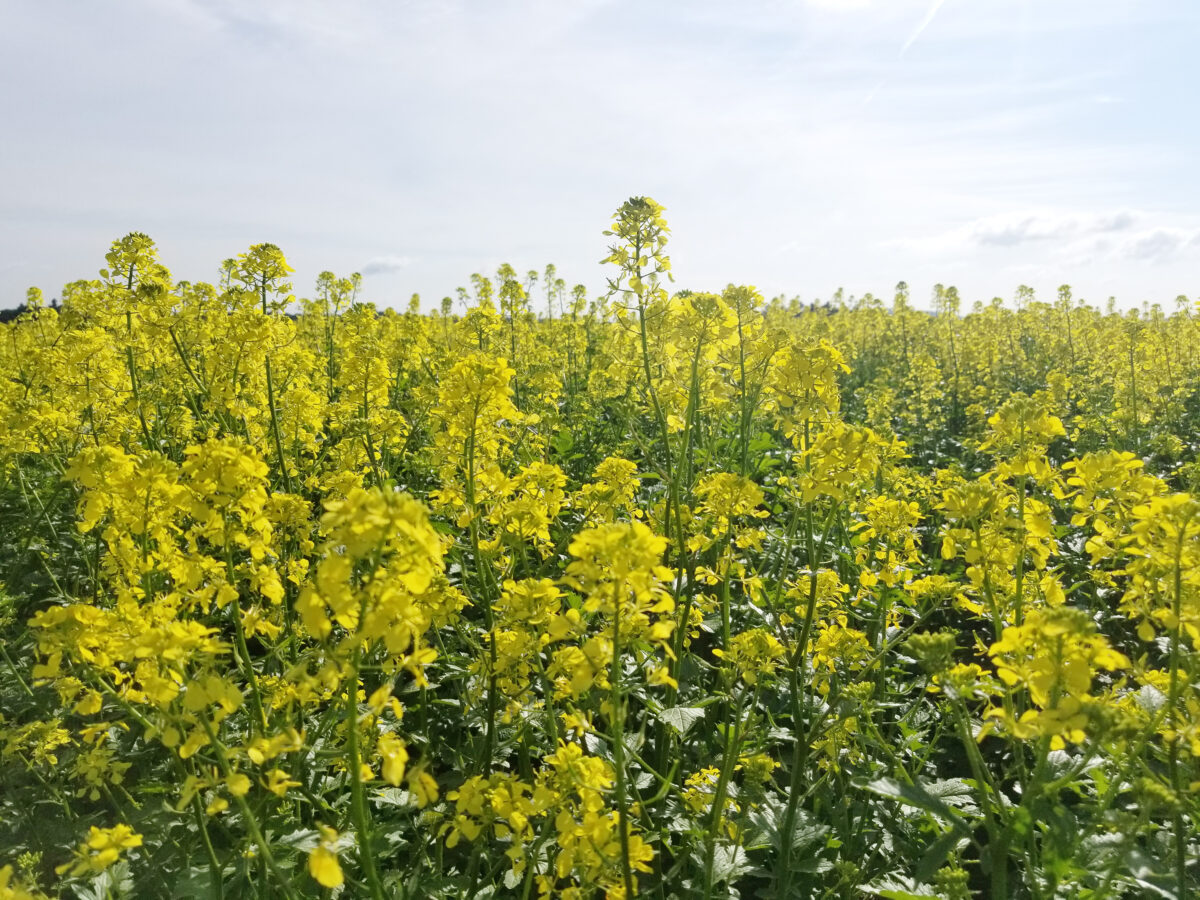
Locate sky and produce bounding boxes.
[1,0,1198,312]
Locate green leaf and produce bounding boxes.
[914,829,966,884]
[857,776,972,834]
[373,787,413,807]
[277,828,319,851]
[659,706,705,737]
[924,778,980,816]
[551,429,574,455]
[169,868,225,899]
[709,845,752,885]
[864,875,939,899]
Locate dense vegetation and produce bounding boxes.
[1,198,1198,899]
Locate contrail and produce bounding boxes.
[864,0,950,105]
[900,0,948,56]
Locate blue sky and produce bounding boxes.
[2,0,1197,311]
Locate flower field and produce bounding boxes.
[1,198,1198,899]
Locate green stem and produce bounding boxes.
[703,685,745,898]
[345,638,388,900]
[950,701,1006,898]
[778,491,818,896]
[609,581,636,900]
[190,793,225,900]
[0,642,34,698]
[1166,515,1193,900]
[198,718,299,900]
[261,274,293,491]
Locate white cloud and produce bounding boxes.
[889,210,1200,280]
[1120,228,1195,262]
[888,210,1138,256]
[969,210,1137,247]
[361,255,413,276]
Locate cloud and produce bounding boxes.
[890,210,1200,272]
[1120,228,1192,261]
[361,254,413,276]
[1066,226,1200,264]
[888,209,1141,257]
[969,210,1137,247]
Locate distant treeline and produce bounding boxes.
[0,300,59,324]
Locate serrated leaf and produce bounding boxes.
[659,706,705,737]
[277,828,319,851]
[170,867,225,899]
[709,844,752,885]
[913,829,966,884]
[865,875,939,899]
[1136,683,1167,713]
[858,776,972,834]
[373,787,413,807]
[924,778,980,816]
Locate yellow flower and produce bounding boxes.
[713,628,786,685]
[377,732,409,786]
[226,771,251,797]
[56,824,143,876]
[409,768,439,807]
[985,607,1130,749]
[264,768,301,797]
[695,472,767,532]
[308,825,343,888]
[0,864,46,900]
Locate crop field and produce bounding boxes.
[0,198,1197,899]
